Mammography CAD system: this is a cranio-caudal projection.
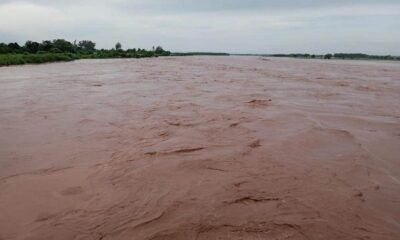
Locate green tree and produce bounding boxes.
[155,46,164,54]
[115,42,122,51]
[155,46,170,56]
[39,40,53,52]
[0,43,10,54]
[78,40,96,52]
[324,53,333,59]
[25,41,40,53]
[7,42,21,53]
[52,39,74,52]
[50,48,62,53]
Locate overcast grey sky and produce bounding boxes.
[1,0,399,54]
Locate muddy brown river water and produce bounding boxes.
[0,56,400,239]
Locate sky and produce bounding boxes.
[0,0,399,55]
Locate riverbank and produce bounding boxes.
[0,51,168,67]
[0,53,77,66]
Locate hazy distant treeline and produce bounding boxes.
[172,52,230,56]
[0,39,171,66]
[268,53,400,61]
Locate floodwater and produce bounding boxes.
[0,56,399,239]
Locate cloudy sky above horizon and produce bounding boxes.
[1,0,399,54]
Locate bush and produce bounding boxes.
[50,48,62,53]
[0,39,172,66]
[0,53,75,66]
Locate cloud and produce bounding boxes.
[0,0,399,54]
[0,2,66,37]
[19,0,396,13]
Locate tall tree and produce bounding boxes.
[0,43,10,54]
[52,39,74,52]
[39,40,53,52]
[115,42,122,51]
[24,41,40,53]
[78,40,96,52]
[155,46,164,54]
[7,42,21,53]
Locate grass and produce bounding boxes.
[0,51,166,67]
[0,53,77,66]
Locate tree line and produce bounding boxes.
[268,53,400,61]
[0,39,170,56]
[0,39,171,66]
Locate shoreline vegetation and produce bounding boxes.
[0,39,171,66]
[171,52,230,56]
[1,39,399,67]
[234,53,400,61]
